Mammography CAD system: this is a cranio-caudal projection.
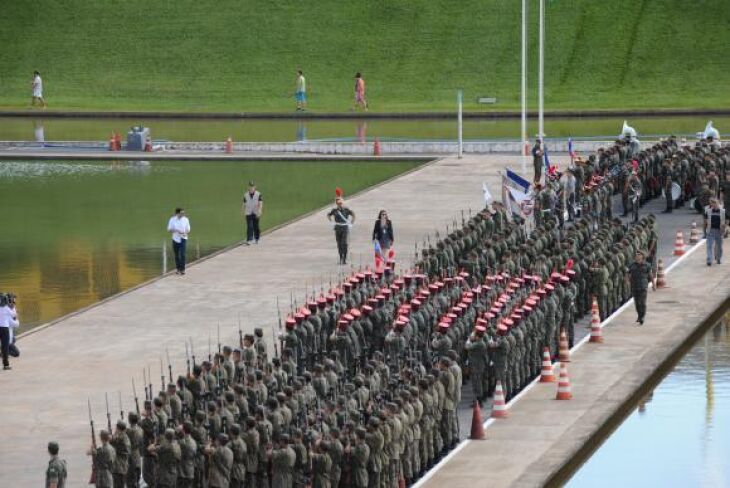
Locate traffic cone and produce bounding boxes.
[491,380,509,418]
[556,362,572,400]
[674,231,686,256]
[656,259,667,288]
[689,221,700,244]
[539,347,555,382]
[144,136,152,152]
[589,296,604,343]
[225,136,233,154]
[108,133,116,151]
[470,400,486,440]
[559,328,570,362]
[373,138,381,156]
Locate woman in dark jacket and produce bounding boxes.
[372,210,394,259]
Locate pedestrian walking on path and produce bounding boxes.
[295,70,307,111]
[372,209,394,264]
[0,293,19,370]
[704,198,725,266]
[242,181,263,245]
[167,207,190,275]
[327,196,355,265]
[31,71,47,108]
[353,72,368,111]
[626,251,653,325]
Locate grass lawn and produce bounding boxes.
[1,1,729,112]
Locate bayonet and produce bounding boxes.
[132,377,140,415]
[105,392,112,433]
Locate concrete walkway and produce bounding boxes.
[1,154,519,486]
[419,241,730,488]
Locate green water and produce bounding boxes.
[567,317,730,487]
[1,115,726,142]
[0,159,421,328]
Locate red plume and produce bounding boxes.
[335,187,343,197]
[566,259,574,270]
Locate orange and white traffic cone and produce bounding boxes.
[689,221,700,244]
[556,362,572,400]
[470,400,486,440]
[491,380,509,418]
[674,231,686,256]
[225,136,233,154]
[540,347,555,382]
[589,296,604,343]
[559,328,570,363]
[373,138,381,156]
[656,258,666,288]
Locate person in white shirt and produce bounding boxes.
[0,293,20,370]
[241,181,263,245]
[31,71,47,108]
[167,207,191,275]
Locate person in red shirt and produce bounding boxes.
[353,72,368,111]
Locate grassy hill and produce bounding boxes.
[1,0,729,112]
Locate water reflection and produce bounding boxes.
[567,317,730,487]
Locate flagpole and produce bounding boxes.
[538,0,545,142]
[521,0,528,174]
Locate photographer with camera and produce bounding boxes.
[0,293,19,370]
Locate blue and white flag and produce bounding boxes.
[504,169,530,194]
[568,137,575,158]
[502,169,534,222]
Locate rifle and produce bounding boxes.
[160,357,165,392]
[88,399,97,484]
[276,297,284,357]
[143,367,149,401]
[166,348,173,385]
[105,392,112,433]
[118,391,124,421]
[217,322,222,355]
[190,337,197,369]
[147,366,153,401]
[132,377,140,415]
[238,313,243,349]
[185,342,191,376]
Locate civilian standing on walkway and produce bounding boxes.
[167,207,191,275]
[327,197,355,265]
[626,251,653,325]
[532,137,544,183]
[0,293,19,370]
[372,209,394,263]
[704,198,725,266]
[242,181,263,245]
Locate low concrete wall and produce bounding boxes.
[0,139,645,155]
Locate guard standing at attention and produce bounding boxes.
[626,250,653,325]
[327,193,356,265]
